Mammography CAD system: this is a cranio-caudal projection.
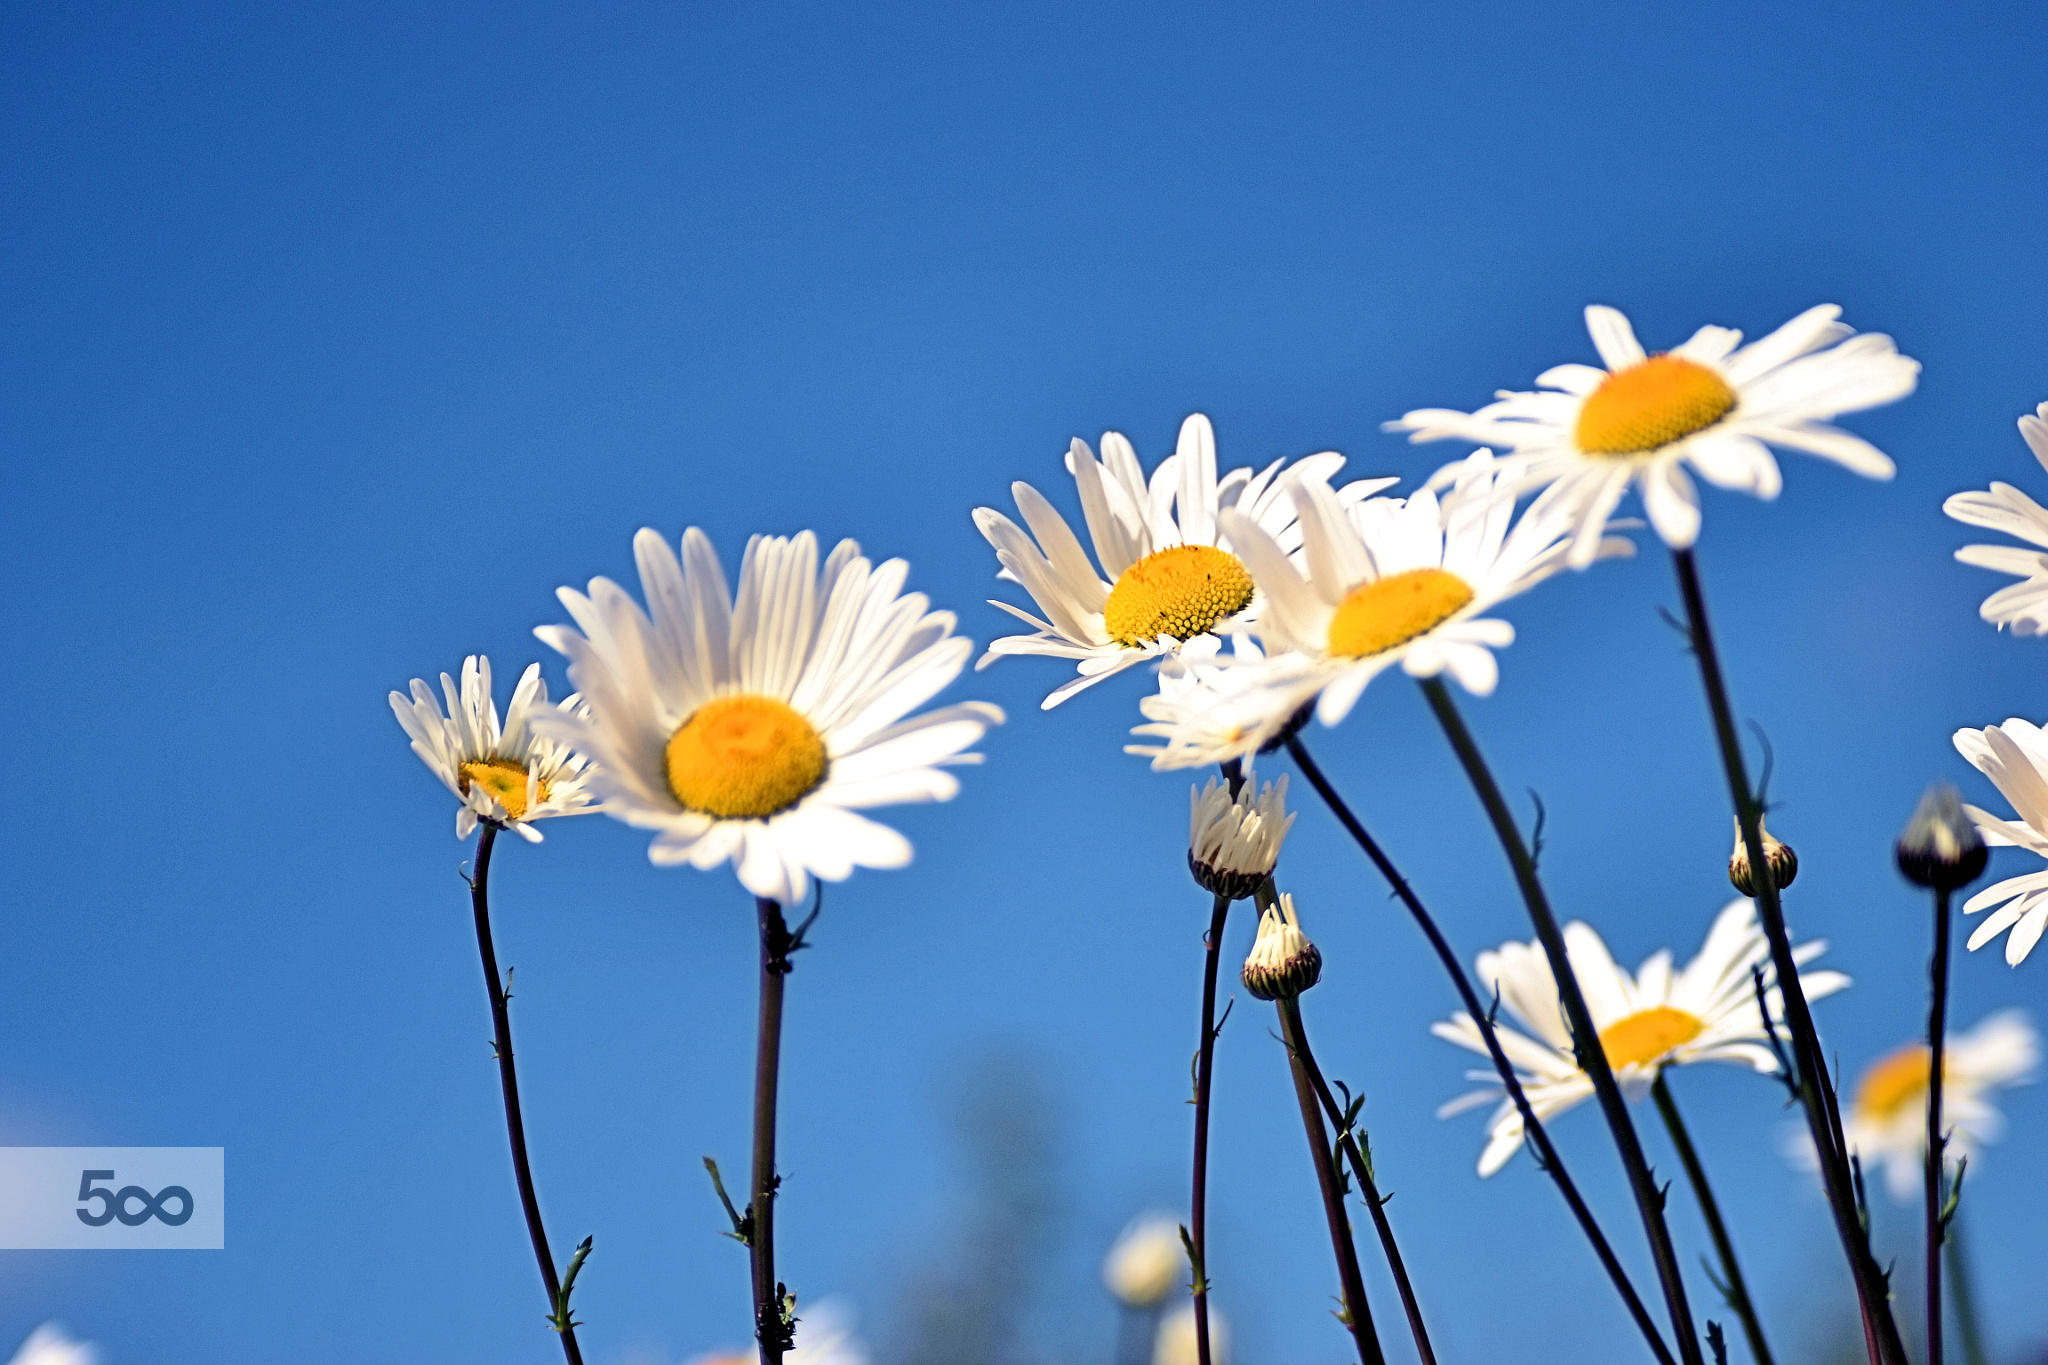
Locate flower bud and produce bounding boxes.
[1101,1212,1184,1308]
[1896,781,1989,891]
[1188,773,1293,900]
[1241,893,1321,1000]
[1728,819,1798,898]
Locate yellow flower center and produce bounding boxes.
[665,694,828,819]
[1597,1005,1706,1071]
[1853,1045,1935,1125]
[1102,544,1256,648]
[458,759,549,821]
[1325,568,1475,659]
[1574,354,1737,456]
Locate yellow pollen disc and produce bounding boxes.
[1574,354,1737,456]
[1102,545,1256,648]
[1597,1005,1706,1071]
[665,694,827,819]
[1325,568,1475,659]
[459,759,548,821]
[1853,1044,1934,1124]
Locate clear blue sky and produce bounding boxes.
[4,2,2045,1362]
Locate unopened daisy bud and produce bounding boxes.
[1188,774,1293,900]
[1896,781,1988,891]
[1728,819,1798,898]
[1101,1212,1184,1308]
[1241,893,1320,1000]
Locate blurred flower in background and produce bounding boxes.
[1152,1302,1227,1365]
[6,1325,97,1365]
[1841,1009,2040,1201]
[684,1298,868,1365]
[1102,1212,1186,1309]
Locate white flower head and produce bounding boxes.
[1124,635,1322,771]
[1188,772,1293,899]
[1840,1010,2039,1202]
[1216,449,1629,729]
[974,413,1395,708]
[1102,1211,1186,1308]
[1944,401,2048,634]
[1953,717,2048,964]
[389,655,599,842]
[1391,303,1919,565]
[1154,1302,1229,1365]
[1435,900,1848,1176]
[7,1325,97,1365]
[536,528,1002,904]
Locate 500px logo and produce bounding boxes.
[75,1170,194,1227]
[0,1148,222,1249]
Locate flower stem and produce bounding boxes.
[1925,884,1954,1365]
[1189,889,1230,1365]
[1669,547,1906,1365]
[1286,736,1676,1365]
[1289,992,1437,1365]
[751,897,797,1364]
[1946,1209,1989,1365]
[1277,995,1387,1365]
[1419,677,1705,1365]
[1651,1076,1774,1365]
[466,824,586,1365]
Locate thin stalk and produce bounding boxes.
[751,897,795,1364]
[1189,890,1231,1365]
[1286,736,1676,1365]
[1277,996,1387,1365]
[1946,1211,1989,1365]
[1291,998,1438,1365]
[466,823,586,1365]
[1419,677,1704,1365]
[1652,1076,1774,1365]
[1925,884,1954,1365]
[1670,547,1906,1365]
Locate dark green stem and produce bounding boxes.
[1277,996,1387,1365]
[1652,1076,1774,1365]
[1286,735,1675,1365]
[1189,891,1230,1365]
[1925,885,1953,1365]
[467,824,586,1365]
[1420,677,1704,1365]
[751,897,795,1363]
[1669,547,1905,1365]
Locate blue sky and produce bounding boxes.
[4,1,2046,1361]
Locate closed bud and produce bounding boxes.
[1896,781,1988,891]
[1241,893,1321,1000]
[1188,773,1293,900]
[1728,819,1798,898]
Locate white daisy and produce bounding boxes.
[1187,771,1293,899]
[1124,635,1323,771]
[1390,303,1920,565]
[974,413,1395,708]
[535,528,1002,904]
[1944,401,2048,634]
[7,1325,96,1365]
[1102,1212,1187,1309]
[686,1297,869,1365]
[1840,1009,2039,1202]
[388,655,598,842]
[1434,899,1848,1176]
[1215,448,1629,729]
[1952,717,2048,964]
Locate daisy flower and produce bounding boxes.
[535,528,1002,905]
[388,655,598,842]
[1123,636,1322,771]
[974,413,1394,708]
[1952,717,2048,964]
[1943,401,2048,634]
[1840,1009,2038,1201]
[1390,303,1920,565]
[1434,899,1847,1176]
[1102,1212,1187,1309]
[1187,770,1293,900]
[1214,448,1628,729]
